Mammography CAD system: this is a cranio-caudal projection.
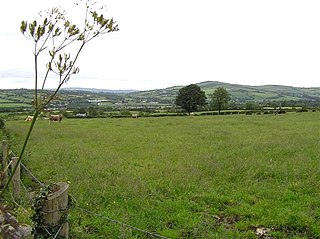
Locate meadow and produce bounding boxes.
[0,103,30,108]
[4,112,320,238]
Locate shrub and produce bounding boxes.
[296,109,308,113]
[150,113,183,117]
[296,106,308,113]
[110,114,129,118]
[264,111,273,114]
[278,110,287,114]
[0,118,5,129]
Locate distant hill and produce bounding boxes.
[61,87,137,94]
[126,81,320,105]
[0,81,319,111]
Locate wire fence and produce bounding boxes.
[3,148,173,239]
[20,162,45,186]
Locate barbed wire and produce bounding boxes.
[20,162,44,186]
[77,207,172,239]
[53,223,64,239]
[20,178,33,203]
[4,149,173,239]
[3,160,12,174]
[9,191,30,216]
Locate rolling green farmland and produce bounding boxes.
[1,81,320,112]
[0,99,15,103]
[5,112,320,238]
[0,103,31,108]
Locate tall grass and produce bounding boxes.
[5,112,320,238]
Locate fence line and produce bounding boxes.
[20,162,44,186]
[77,207,172,239]
[9,190,30,216]
[4,166,29,215]
[20,177,33,202]
[3,160,12,174]
[53,224,64,239]
[3,150,172,239]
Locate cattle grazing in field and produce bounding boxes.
[273,109,286,116]
[25,116,33,122]
[132,113,139,118]
[49,114,63,123]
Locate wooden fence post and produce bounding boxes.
[43,182,69,238]
[12,157,20,202]
[1,140,8,188]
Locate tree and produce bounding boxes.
[210,87,231,114]
[1,1,118,197]
[175,84,206,115]
[245,102,257,110]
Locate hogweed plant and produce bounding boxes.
[0,0,118,196]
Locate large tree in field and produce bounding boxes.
[210,87,231,114]
[175,84,206,115]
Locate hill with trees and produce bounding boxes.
[128,81,320,105]
[1,81,319,112]
[126,81,320,107]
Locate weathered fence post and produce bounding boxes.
[1,140,8,188]
[12,157,20,202]
[43,182,69,238]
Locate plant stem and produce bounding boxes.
[0,110,40,197]
[34,43,38,109]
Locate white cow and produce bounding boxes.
[25,116,33,122]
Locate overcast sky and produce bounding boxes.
[1,0,320,90]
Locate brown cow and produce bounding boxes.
[49,114,63,124]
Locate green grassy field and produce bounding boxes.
[0,103,31,108]
[4,112,320,238]
[0,99,16,103]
